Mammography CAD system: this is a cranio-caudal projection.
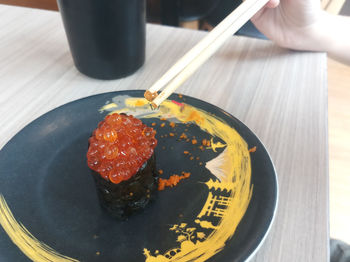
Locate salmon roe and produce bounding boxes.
[87,113,157,184]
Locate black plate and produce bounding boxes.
[0,90,277,262]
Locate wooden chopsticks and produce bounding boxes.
[144,0,269,107]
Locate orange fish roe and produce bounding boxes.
[190,156,194,160]
[202,139,207,146]
[179,133,188,139]
[160,118,167,121]
[87,113,157,184]
[169,122,176,128]
[151,122,156,126]
[183,151,189,155]
[169,133,175,137]
[248,146,257,153]
[178,94,183,99]
[160,123,166,128]
[196,156,200,160]
[191,139,197,145]
[199,145,204,151]
[144,90,158,102]
[158,172,191,191]
[158,169,164,175]
[181,171,190,177]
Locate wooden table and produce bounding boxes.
[0,4,329,262]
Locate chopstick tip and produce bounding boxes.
[144,90,158,102]
[149,102,158,111]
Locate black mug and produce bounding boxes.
[57,0,146,80]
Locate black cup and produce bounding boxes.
[57,0,146,80]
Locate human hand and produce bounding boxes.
[251,0,324,50]
[251,0,350,64]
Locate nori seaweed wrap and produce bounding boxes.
[87,113,158,219]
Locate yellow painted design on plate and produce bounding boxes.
[110,98,253,261]
[0,195,78,262]
[210,138,226,152]
[0,96,253,262]
[99,102,118,112]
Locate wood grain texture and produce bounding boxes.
[328,58,350,244]
[0,5,329,262]
[0,0,58,10]
[324,0,347,14]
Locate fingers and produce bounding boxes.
[251,0,279,23]
[265,0,280,8]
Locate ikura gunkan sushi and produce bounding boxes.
[87,113,158,219]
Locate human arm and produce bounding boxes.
[251,0,350,65]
